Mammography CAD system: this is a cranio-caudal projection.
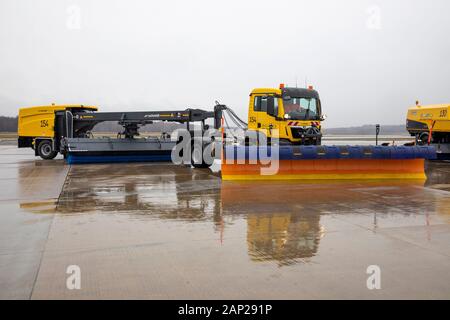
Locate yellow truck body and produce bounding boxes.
[17,85,323,161]
[18,105,97,139]
[406,103,450,144]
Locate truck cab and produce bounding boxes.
[247,84,323,145]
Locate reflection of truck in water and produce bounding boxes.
[220,179,442,265]
[220,181,327,266]
[247,213,322,266]
[20,163,449,268]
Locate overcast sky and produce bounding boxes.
[0,0,448,127]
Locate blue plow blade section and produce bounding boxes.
[65,145,437,165]
[66,154,173,164]
[224,145,437,161]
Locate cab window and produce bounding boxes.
[254,96,278,116]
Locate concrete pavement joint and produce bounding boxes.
[29,165,70,300]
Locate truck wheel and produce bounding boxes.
[191,142,211,168]
[417,132,429,145]
[37,140,57,160]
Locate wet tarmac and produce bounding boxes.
[1,145,450,299]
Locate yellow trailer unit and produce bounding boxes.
[18,105,98,159]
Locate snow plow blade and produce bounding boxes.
[221,145,436,181]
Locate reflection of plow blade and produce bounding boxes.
[220,179,427,212]
[220,179,431,266]
[222,145,437,181]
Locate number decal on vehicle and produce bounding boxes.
[40,120,49,127]
[439,109,447,118]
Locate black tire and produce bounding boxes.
[37,140,57,160]
[191,142,211,168]
[416,132,430,146]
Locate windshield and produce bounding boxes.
[283,97,319,120]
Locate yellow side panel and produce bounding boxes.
[18,105,98,138]
[18,107,57,138]
[407,104,449,120]
[407,104,450,132]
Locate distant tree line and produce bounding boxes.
[0,116,18,132]
[323,124,408,136]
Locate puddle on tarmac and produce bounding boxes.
[19,161,450,266]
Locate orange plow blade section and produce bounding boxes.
[222,158,426,180]
[221,145,435,181]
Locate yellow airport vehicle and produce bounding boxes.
[406,102,450,159]
[17,85,323,162]
[406,102,450,145]
[18,105,98,159]
[17,88,436,180]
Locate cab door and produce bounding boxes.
[252,95,279,138]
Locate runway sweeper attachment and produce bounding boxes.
[221,145,436,181]
[17,104,227,165]
[61,106,226,165]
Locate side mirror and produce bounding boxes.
[266,97,276,117]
